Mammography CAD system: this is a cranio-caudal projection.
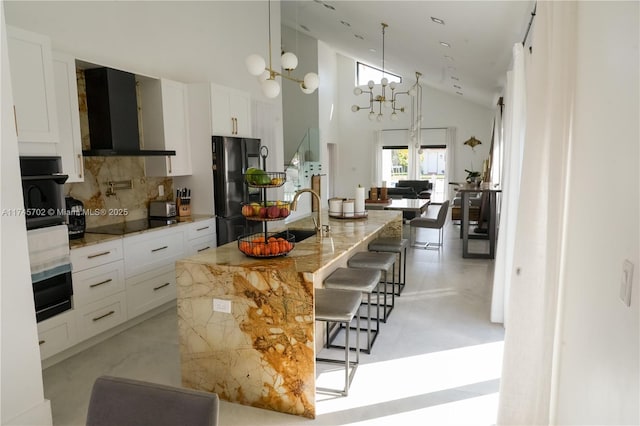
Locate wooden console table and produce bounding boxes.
[460,188,501,259]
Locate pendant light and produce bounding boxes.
[245,0,319,98]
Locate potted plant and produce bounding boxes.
[465,169,481,185]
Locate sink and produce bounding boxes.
[272,229,317,242]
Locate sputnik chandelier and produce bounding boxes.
[352,23,412,121]
[245,0,319,98]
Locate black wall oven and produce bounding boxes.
[20,156,73,322]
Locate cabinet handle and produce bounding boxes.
[151,245,168,253]
[87,251,111,259]
[89,278,113,288]
[197,246,211,253]
[39,340,45,346]
[196,226,209,232]
[231,117,235,134]
[235,117,238,134]
[153,282,171,291]
[92,310,115,322]
[168,156,172,174]
[77,154,84,179]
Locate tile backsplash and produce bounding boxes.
[64,68,173,228]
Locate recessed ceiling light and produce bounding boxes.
[440,41,450,48]
[431,16,445,25]
[451,76,459,81]
[453,84,461,89]
[444,55,454,61]
[300,24,310,32]
[324,3,335,10]
[355,34,365,40]
[456,91,463,95]
[340,20,351,27]
[369,48,377,52]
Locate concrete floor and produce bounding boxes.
[43,216,504,425]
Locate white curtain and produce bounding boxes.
[498,2,577,424]
[491,45,527,325]
[444,127,455,200]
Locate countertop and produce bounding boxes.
[69,215,214,249]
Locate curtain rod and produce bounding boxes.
[521,3,537,46]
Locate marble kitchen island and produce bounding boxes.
[176,210,401,418]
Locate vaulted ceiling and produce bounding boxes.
[281,0,535,107]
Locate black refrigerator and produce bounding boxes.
[212,135,262,246]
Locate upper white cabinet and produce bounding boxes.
[210,83,251,137]
[6,26,59,148]
[140,77,192,176]
[53,51,84,182]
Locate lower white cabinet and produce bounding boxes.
[123,228,184,278]
[41,219,213,360]
[126,265,176,319]
[37,310,77,360]
[75,292,128,341]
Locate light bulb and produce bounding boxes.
[368,111,375,121]
[353,87,363,95]
[383,100,391,109]
[391,112,398,121]
[418,148,424,154]
[381,77,388,87]
[303,73,319,91]
[261,79,280,98]
[300,83,314,94]
[281,52,298,70]
[376,113,383,122]
[389,81,397,90]
[351,105,360,112]
[408,87,417,96]
[257,70,270,82]
[367,80,375,89]
[245,54,266,76]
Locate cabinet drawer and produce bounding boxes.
[37,310,77,360]
[124,230,183,278]
[76,292,127,341]
[72,260,125,305]
[186,220,215,240]
[185,235,216,257]
[71,239,123,272]
[126,265,176,319]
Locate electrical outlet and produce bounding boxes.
[213,298,231,313]
[620,259,634,307]
[158,185,164,197]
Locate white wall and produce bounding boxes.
[335,53,494,195]
[0,6,52,425]
[553,2,639,424]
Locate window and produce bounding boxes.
[357,62,402,86]
[381,145,408,186]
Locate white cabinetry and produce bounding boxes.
[123,226,184,319]
[52,51,84,182]
[140,77,192,176]
[6,26,59,150]
[71,239,127,341]
[210,83,251,137]
[183,218,216,256]
[37,310,77,361]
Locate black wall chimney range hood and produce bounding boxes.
[82,67,175,157]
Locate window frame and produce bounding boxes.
[356,62,402,86]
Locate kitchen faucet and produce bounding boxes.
[290,188,329,236]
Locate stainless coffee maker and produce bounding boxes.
[65,196,85,239]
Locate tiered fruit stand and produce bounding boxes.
[237,147,295,258]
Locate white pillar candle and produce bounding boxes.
[328,198,343,214]
[354,187,365,214]
[342,199,354,217]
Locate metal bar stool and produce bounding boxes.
[315,288,362,396]
[347,251,396,322]
[368,237,409,296]
[324,267,381,354]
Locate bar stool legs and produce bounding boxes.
[324,268,381,354]
[368,238,409,296]
[315,288,362,396]
[347,252,397,323]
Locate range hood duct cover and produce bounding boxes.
[83,67,175,157]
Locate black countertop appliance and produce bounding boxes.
[65,196,85,239]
